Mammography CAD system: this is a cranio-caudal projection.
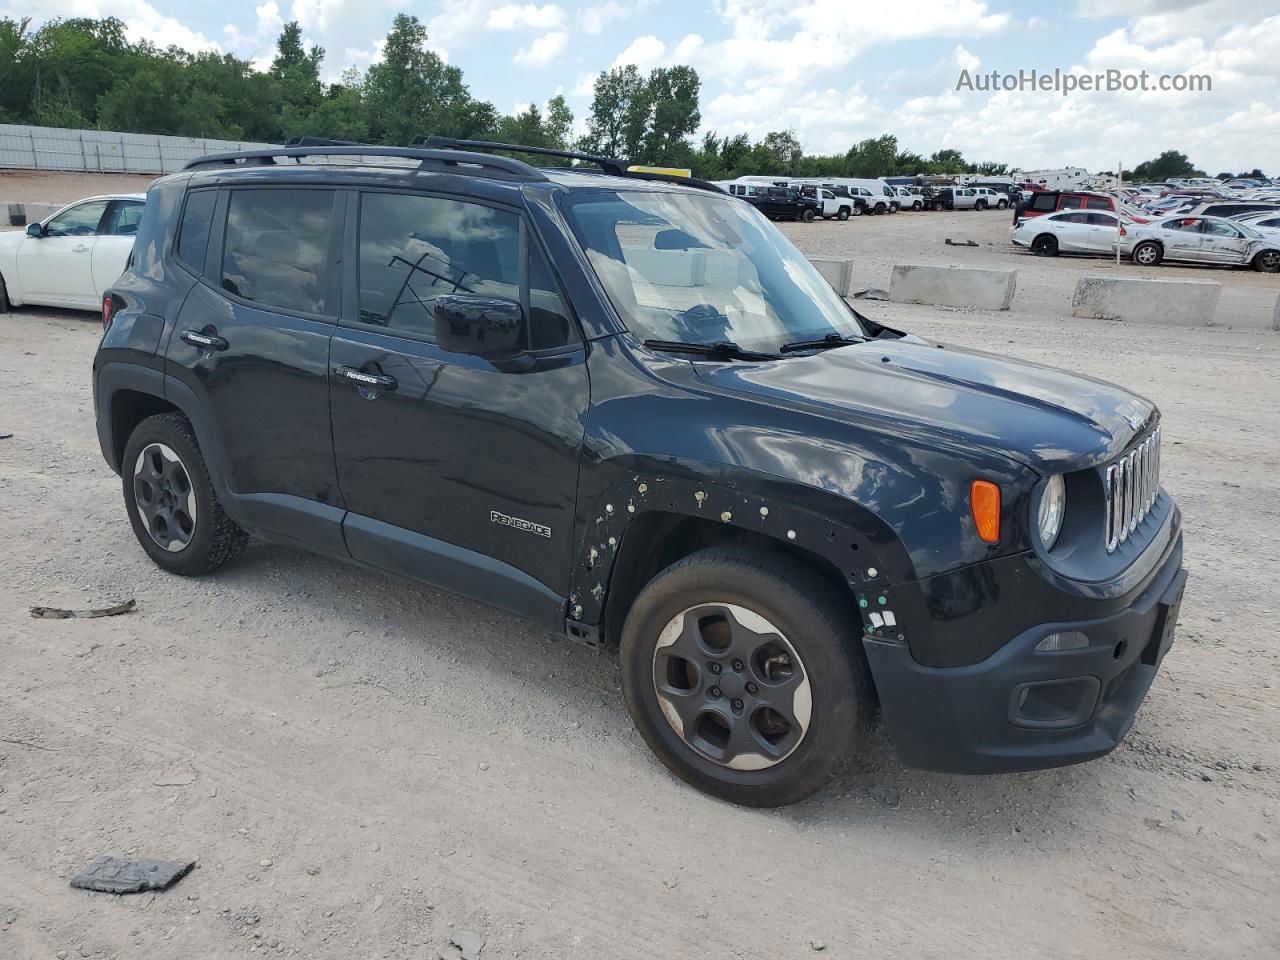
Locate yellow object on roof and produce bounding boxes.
[627,165,692,178]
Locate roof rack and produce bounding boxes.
[414,137,727,195]
[182,144,545,180]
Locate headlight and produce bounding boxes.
[1036,475,1066,550]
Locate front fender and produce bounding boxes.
[567,460,914,645]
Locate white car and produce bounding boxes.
[1011,209,1120,256]
[1118,215,1280,272]
[0,193,146,312]
[970,187,1009,210]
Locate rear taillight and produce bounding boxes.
[102,292,119,331]
[1119,226,1127,237]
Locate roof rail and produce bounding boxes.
[412,136,631,177]
[416,137,727,194]
[182,144,546,180]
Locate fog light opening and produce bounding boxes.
[1035,630,1089,653]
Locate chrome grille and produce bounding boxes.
[1104,427,1161,553]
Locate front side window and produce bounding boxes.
[358,192,520,339]
[221,189,333,315]
[43,200,110,237]
[1204,220,1240,238]
[562,189,863,352]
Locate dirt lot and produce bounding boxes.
[0,170,157,205]
[1,207,1279,960]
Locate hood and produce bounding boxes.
[692,337,1155,474]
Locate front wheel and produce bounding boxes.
[620,547,874,807]
[122,413,249,575]
[1133,241,1163,266]
[0,272,10,313]
[836,208,850,221]
[912,201,923,211]
[852,204,864,216]
[1253,249,1280,273]
[873,203,886,215]
[997,199,1008,209]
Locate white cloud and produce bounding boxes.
[610,35,666,71]
[581,1,628,35]
[515,30,568,67]
[486,3,566,30]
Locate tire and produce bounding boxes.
[1133,241,1163,266]
[619,546,874,807]
[1031,234,1058,256]
[122,412,249,576]
[1253,249,1280,273]
[852,204,863,217]
[873,203,886,215]
[836,208,850,221]
[0,272,10,313]
[975,200,987,211]
[997,199,1008,209]
[912,201,923,211]
[800,209,816,223]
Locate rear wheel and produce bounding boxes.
[122,413,249,576]
[836,208,850,221]
[1253,249,1280,273]
[800,209,816,223]
[1031,234,1059,256]
[852,204,864,217]
[975,199,987,211]
[620,547,874,807]
[997,199,1008,209]
[1133,241,1163,266]
[0,272,10,313]
[912,200,923,211]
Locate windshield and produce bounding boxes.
[560,189,864,352]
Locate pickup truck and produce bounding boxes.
[796,185,858,220]
[928,187,981,211]
[745,187,823,222]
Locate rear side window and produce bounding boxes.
[176,190,217,269]
[1056,212,1090,224]
[1060,195,1084,209]
[221,189,334,315]
[1029,194,1057,211]
[1087,212,1118,226]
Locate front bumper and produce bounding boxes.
[864,531,1186,774]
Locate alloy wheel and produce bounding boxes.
[652,603,812,771]
[133,442,197,552]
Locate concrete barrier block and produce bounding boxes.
[807,256,853,296]
[621,247,706,287]
[1273,293,1279,331]
[889,264,1016,310]
[4,202,62,226]
[1071,276,1221,325]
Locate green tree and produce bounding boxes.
[1129,150,1205,181]
[363,14,496,144]
[580,64,650,157]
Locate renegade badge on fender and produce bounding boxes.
[94,139,1186,806]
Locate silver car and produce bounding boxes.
[1118,215,1280,272]
[1011,209,1120,256]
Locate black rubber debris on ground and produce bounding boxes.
[31,599,137,619]
[944,239,979,247]
[0,431,12,439]
[852,288,889,300]
[70,856,195,894]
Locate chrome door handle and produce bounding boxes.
[180,330,229,351]
[73,244,89,253]
[336,366,397,391]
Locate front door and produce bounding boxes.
[328,189,590,612]
[1199,220,1250,263]
[1162,218,1205,259]
[16,198,109,305]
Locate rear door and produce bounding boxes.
[166,185,345,548]
[1086,211,1119,252]
[328,188,589,609]
[1049,211,1091,251]
[15,199,109,306]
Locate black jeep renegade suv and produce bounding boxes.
[94,139,1186,806]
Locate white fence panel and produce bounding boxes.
[0,124,277,175]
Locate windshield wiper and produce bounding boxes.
[643,339,781,361]
[779,332,863,353]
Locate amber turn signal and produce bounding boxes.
[970,480,1001,543]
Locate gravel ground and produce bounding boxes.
[0,170,157,205]
[0,207,1278,960]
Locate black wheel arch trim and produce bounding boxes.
[568,466,914,646]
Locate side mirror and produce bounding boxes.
[26,222,44,238]
[434,294,524,357]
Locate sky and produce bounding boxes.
[3,0,1277,174]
